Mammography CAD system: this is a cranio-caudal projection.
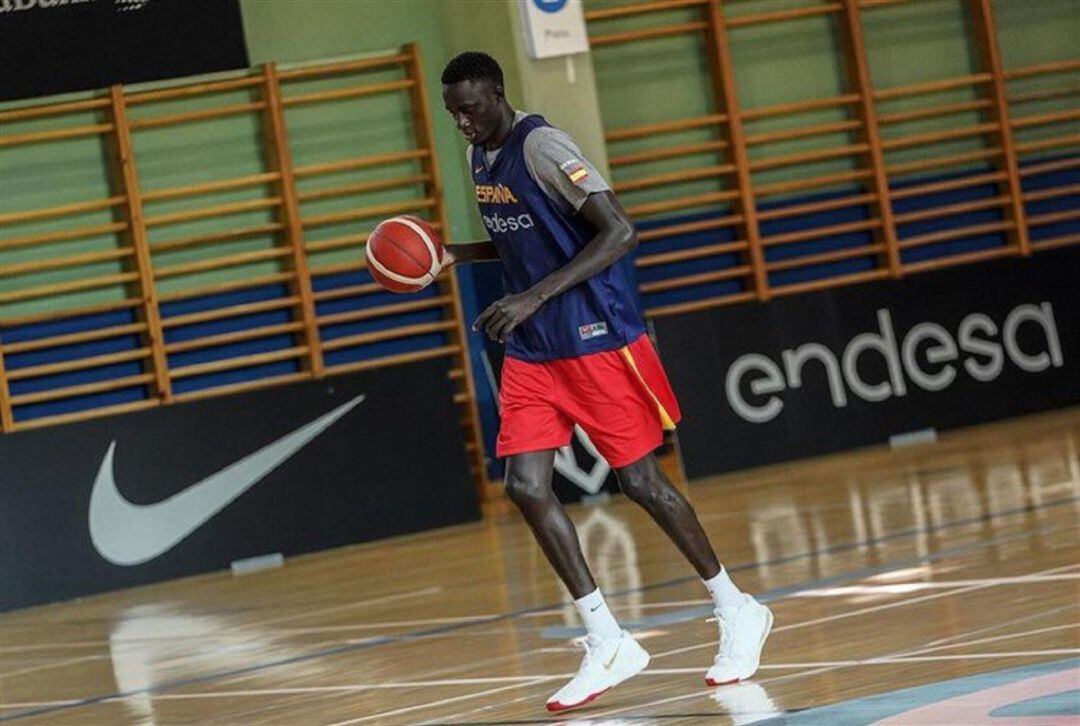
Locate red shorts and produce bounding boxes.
[496,334,682,468]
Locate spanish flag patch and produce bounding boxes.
[559,158,589,185]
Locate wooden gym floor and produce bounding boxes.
[2,409,1078,724]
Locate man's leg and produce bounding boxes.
[613,453,721,579]
[504,450,595,598]
[504,450,650,712]
[615,452,772,685]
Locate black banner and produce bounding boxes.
[655,247,1080,479]
[0,358,477,611]
[1,0,248,102]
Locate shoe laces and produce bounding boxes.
[708,609,736,659]
[571,633,604,671]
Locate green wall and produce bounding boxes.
[0,0,614,321]
[588,0,1079,213]
[241,0,476,245]
[2,0,1076,321]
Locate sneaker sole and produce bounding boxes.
[704,676,740,687]
[546,687,609,713]
[704,606,774,687]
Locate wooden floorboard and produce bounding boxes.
[2,409,1078,724]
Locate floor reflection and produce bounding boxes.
[108,604,331,724]
[745,428,1079,591]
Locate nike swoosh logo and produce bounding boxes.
[603,641,622,670]
[89,394,365,566]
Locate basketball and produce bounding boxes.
[365,215,445,293]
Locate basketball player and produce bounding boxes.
[439,52,771,713]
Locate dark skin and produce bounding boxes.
[442,76,722,599]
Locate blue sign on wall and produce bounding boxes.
[533,0,568,13]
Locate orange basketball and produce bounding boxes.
[365,215,445,293]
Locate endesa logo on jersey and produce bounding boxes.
[475,183,519,204]
[482,212,535,233]
[476,183,535,234]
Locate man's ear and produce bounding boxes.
[493,84,505,100]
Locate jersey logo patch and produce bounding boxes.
[559,158,589,185]
[579,322,608,340]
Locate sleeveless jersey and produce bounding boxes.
[471,114,645,362]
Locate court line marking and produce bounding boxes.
[539,571,1080,640]
[397,566,1080,726]
[325,679,553,726]
[0,655,108,680]
[1,497,1074,722]
[10,652,1074,715]
[104,620,1007,719]
[901,622,1079,657]
[0,585,445,654]
[582,563,1080,720]
[787,573,1080,597]
[254,586,444,627]
[586,653,1080,721]
[649,561,1080,660]
[265,551,1080,723]
[10,643,1080,709]
[2,593,1074,713]
[0,624,518,656]
[427,605,1080,724]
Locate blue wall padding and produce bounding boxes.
[165,310,292,344]
[635,209,746,308]
[313,268,451,368]
[759,191,876,287]
[642,277,748,310]
[892,167,1008,263]
[9,361,144,397]
[167,335,298,370]
[170,361,301,396]
[1,308,136,345]
[13,385,149,422]
[158,283,288,318]
[159,283,301,394]
[3,307,146,422]
[5,155,1076,430]
[7,335,144,372]
[1021,154,1079,243]
[321,333,451,368]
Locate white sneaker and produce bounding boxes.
[546,630,650,713]
[705,593,773,686]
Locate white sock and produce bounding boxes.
[703,567,743,611]
[574,588,622,640]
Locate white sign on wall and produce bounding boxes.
[519,0,589,59]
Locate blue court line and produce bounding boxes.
[2,495,1075,722]
[991,686,1080,718]
[755,657,1079,725]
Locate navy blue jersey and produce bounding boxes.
[472,114,645,362]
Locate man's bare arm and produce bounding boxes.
[529,191,637,304]
[444,240,500,265]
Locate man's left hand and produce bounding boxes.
[473,291,543,343]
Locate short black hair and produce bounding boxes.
[441,51,504,88]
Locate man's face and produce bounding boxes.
[442,79,503,147]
